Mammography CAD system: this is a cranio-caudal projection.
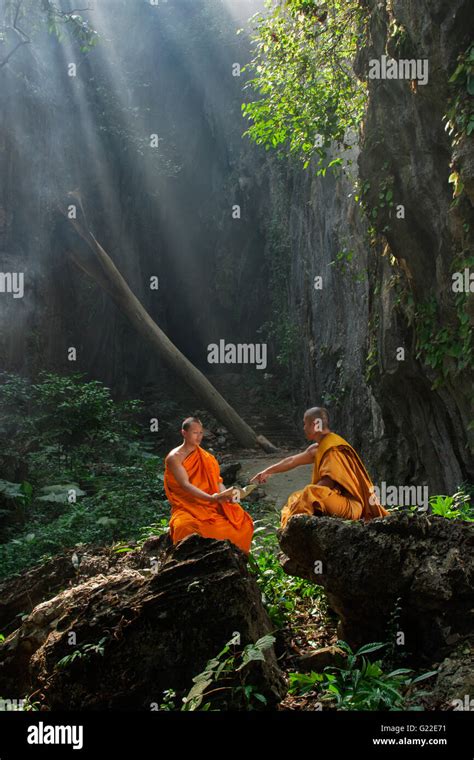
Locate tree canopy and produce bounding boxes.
[241,0,368,171]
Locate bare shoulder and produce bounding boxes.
[306,443,319,457]
[165,446,183,465]
[291,442,319,465]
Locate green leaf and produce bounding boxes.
[449,64,465,83]
[254,634,275,650]
[409,670,438,684]
[355,642,386,656]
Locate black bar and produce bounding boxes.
[0,710,473,758]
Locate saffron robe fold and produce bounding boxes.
[164,446,254,553]
[281,433,389,528]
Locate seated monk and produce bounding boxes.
[251,406,389,528]
[163,416,254,553]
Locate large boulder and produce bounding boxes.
[0,534,175,637]
[278,512,474,664]
[422,639,474,710]
[0,535,286,709]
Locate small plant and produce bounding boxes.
[444,42,474,141]
[136,518,170,548]
[330,247,354,271]
[248,533,320,628]
[180,633,274,711]
[21,695,41,712]
[413,292,473,387]
[0,693,41,711]
[365,312,380,382]
[55,636,108,670]
[429,492,474,521]
[288,640,437,710]
[112,542,136,554]
[382,597,411,669]
[158,689,177,711]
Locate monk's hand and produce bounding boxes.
[250,471,269,484]
[211,487,237,502]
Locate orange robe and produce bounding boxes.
[164,445,254,553]
[281,432,389,529]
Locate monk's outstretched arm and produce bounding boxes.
[250,444,317,483]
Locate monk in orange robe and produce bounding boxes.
[251,406,389,528]
[163,417,254,553]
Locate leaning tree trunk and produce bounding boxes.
[59,193,277,453]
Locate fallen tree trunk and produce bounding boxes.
[59,193,278,453]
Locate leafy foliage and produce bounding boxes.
[428,491,474,522]
[0,372,142,480]
[413,286,473,387]
[1,0,99,69]
[0,694,40,711]
[44,1,100,53]
[248,531,323,628]
[289,640,437,710]
[444,41,474,140]
[241,0,368,170]
[55,636,109,671]
[0,460,168,580]
[0,373,169,579]
[162,633,275,711]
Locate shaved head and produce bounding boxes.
[182,416,202,431]
[304,406,330,430]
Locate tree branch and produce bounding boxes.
[0,0,30,68]
[0,0,94,69]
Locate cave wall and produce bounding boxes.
[0,0,271,391]
[245,149,382,463]
[354,0,474,491]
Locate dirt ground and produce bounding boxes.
[236,453,312,509]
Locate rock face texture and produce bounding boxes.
[0,535,286,710]
[352,0,474,491]
[218,0,474,491]
[423,639,474,710]
[254,150,378,461]
[278,512,474,665]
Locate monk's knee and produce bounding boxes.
[171,521,201,543]
[314,492,363,520]
[337,499,362,520]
